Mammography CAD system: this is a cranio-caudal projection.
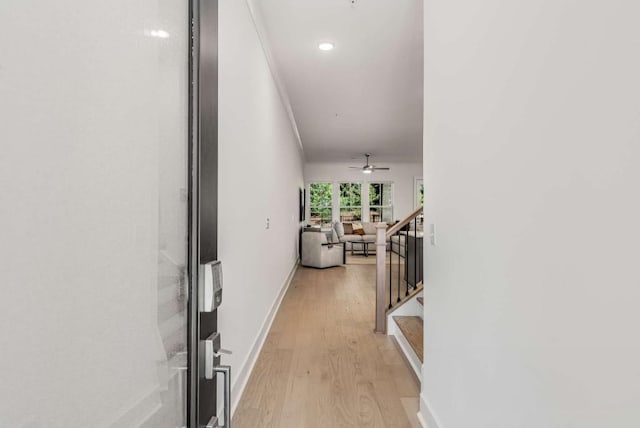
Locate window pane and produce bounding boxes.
[310,207,332,226]
[369,183,381,206]
[309,182,333,226]
[340,207,362,222]
[381,207,393,223]
[382,184,393,206]
[369,206,393,223]
[310,182,332,207]
[339,183,361,207]
[369,183,392,206]
[369,206,382,223]
[369,183,393,222]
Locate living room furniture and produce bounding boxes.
[350,241,375,257]
[333,221,381,253]
[301,231,345,268]
[300,226,335,259]
[304,225,334,240]
[405,233,423,286]
[390,231,424,286]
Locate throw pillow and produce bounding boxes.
[352,222,364,236]
[343,223,353,234]
[334,221,345,238]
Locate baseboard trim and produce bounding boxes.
[416,408,428,428]
[109,385,162,427]
[228,258,299,418]
[419,392,442,428]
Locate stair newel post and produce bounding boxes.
[397,228,402,303]
[388,244,393,310]
[414,217,418,291]
[375,222,387,334]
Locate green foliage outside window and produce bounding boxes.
[340,183,361,207]
[309,182,333,226]
[340,183,362,222]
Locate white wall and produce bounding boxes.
[217,0,304,416]
[304,161,422,222]
[421,1,640,427]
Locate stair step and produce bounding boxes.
[393,316,423,362]
[417,297,423,306]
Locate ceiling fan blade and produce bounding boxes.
[348,166,362,169]
[372,167,390,170]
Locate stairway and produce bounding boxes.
[387,292,424,380]
[393,315,423,362]
[373,207,425,384]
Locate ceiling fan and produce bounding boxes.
[349,154,390,174]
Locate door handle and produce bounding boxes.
[215,365,231,428]
[213,348,232,358]
[205,416,219,428]
[204,332,232,379]
[202,334,232,427]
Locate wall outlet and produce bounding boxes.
[265,218,270,229]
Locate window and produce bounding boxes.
[369,182,393,223]
[309,182,333,226]
[415,178,424,207]
[339,182,362,222]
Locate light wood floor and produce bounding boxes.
[233,263,420,428]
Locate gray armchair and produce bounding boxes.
[301,231,344,268]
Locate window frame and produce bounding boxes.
[308,182,333,227]
[368,181,394,223]
[338,182,363,223]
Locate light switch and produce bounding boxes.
[429,223,436,246]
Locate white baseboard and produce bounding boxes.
[419,392,442,428]
[416,409,428,428]
[228,259,299,419]
[109,385,162,427]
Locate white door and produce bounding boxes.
[0,0,190,426]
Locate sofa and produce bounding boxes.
[333,221,383,252]
[390,230,424,257]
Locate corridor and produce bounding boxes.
[233,263,420,428]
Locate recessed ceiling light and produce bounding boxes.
[318,42,335,51]
[149,29,170,39]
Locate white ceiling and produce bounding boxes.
[251,0,423,163]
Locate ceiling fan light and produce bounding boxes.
[362,169,372,174]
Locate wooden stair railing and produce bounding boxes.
[375,206,424,333]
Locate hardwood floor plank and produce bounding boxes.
[233,264,420,428]
[400,397,422,428]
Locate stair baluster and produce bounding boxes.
[374,206,424,334]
